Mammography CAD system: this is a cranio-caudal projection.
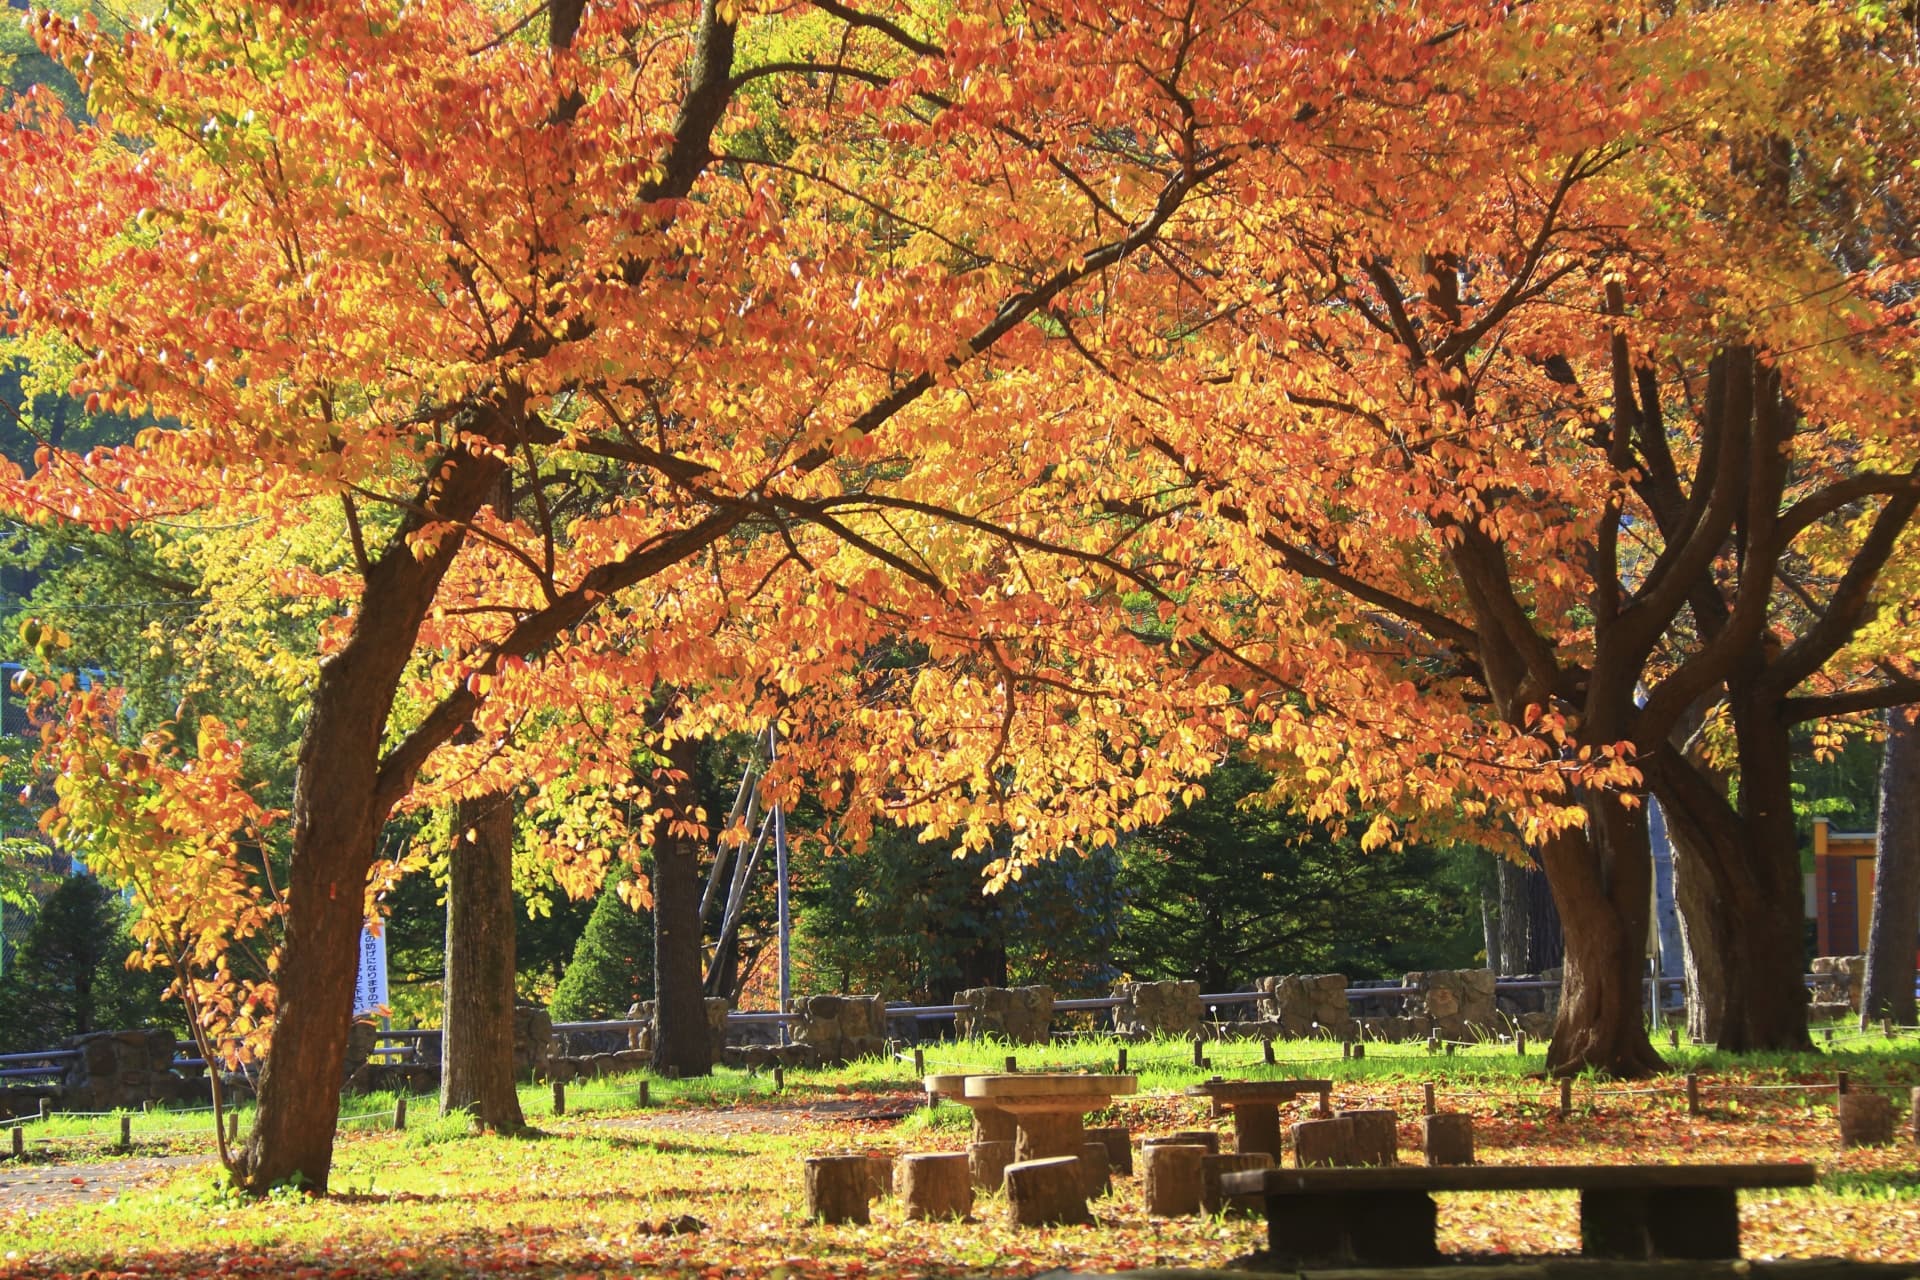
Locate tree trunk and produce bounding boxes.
[1862,707,1920,1027]
[1495,855,1531,975]
[1539,800,1665,1078]
[652,735,713,1078]
[441,789,526,1131]
[237,441,505,1196]
[1663,801,1728,1045]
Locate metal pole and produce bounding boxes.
[771,727,791,1045]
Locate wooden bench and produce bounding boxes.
[1221,1163,1817,1267]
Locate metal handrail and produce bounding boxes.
[0,1050,78,1066]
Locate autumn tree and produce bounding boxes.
[6,0,1430,1190]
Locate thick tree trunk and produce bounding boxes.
[1495,855,1531,975]
[238,441,505,1196]
[441,789,526,1131]
[1862,707,1920,1027]
[652,735,713,1078]
[1538,802,1665,1078]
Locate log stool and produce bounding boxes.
[1200,1151,1272,1216]
[1423,1113,1474,1166]
[1167,1128,1222,1154]
[1078,1140,1111,1198]
[1292,1116,1355,1168]
[1342,1109,1399,1166]
[1005,1155,1093,1226]
[1838,1092,1895,1147]
[969,1139,1015,1191]
[805,1154,872,1224]
[898,1152,973,1221]
[1144,1141,1206,1216]
[1086,1125,1133,1175]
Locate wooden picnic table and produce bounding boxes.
[1221,1162,1819,1266]
[1184,1077,1332,1159]
[962,1073,1137,1162]
[924,1073,1014,1143]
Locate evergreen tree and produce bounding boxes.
[549,869,654,1021]
[0,873,171,1052]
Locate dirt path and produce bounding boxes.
[593,1090,925,1136]
[0,1154,209,1211]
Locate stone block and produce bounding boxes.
[969,1139,1015,1190]
[1341,1108,1398,1166]
[805,1154,871,1224]
[1811,956,1867,1012]
[1838,1092,1895,1147]
[1258,974,1352,1039]
[1143,1142,1205,1216]
[1112,981,1203,1039]
[1005,1156,1091,1226]
[898,1152,972,1220]
[1077,1141,1111,1198]
[1422,1112,1474,1166]
[1292,1116,1354,1167]
[955,986,1053,1044]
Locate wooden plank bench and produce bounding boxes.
[1221,1163,1818,1267]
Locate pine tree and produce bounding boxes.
[0,873,170,1052]
[549,870,653,1021]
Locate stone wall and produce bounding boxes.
[1258,974,1353,1039]
[791,994,887,1065]
[955,985,1053,1044]
[60,1029,183,1111]
[630,997,730,1063]
[1112,980,1203,1039]
[514,1005,554,1081]
[1403,968,1498,1040]
[1812,955,1866,1013]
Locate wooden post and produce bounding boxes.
[1005,1054,1018,1073]
[38,1099,50,1122]
[1516,1031,1527,1056]
[226,1110,239,1146]
[1352,1043,1365,1061]
[1559,1078,1572,1119]
[1341,1041,1352,1060]
[1669,1025,1680,1049]
[552,1079,566,1116]
[1445,1042,1455,1056]
[1192,1037,1205,1068]
[1838,1071,1850,1096]
[1422,1082,1436,1116]
[1686,1073,1700,1116]
[119,1114,131,1150]
[1117,1047,1128,1072]
[638,1080,651,1108]
[393,1096,407,1131]
[913,1047,925,1075]
[1262,1040,1275,1065]
[1884,1018,1895,1040]
[10,1126,21,1158]
[1427,1034,1439,1055]
[774,1065,785,1091]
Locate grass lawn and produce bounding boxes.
[1,1032,1916,1277]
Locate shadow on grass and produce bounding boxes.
[1820,1167,1920,1199]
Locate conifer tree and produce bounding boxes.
[549,870,653,1022]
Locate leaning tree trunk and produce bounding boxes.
[1862,707,1920,1027]
[1538,801,1665,1078]
[442,789,526,1131]
[652,735,714,1078]
[238,442,503,1196]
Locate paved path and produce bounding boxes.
[0,1154,208,1210]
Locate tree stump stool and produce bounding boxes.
[1144,1141,1206,1216]
[1342,1109,1398,1166]
[1838,1092,1895,1147]
[805,1154,872,1224]
[867,1152,896,1198]
[898,1152,973,1221]
[1200,1151,1273,1216]
[1292,1116,1355,1168]
[1078,1140,1112,1198]
[969,1139,1015,1190]
[1086,1125,1132,1175]
[1423,1113,1474,1166]
[1005,1155,1093,1226]
[1168,1128,1222,1153]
